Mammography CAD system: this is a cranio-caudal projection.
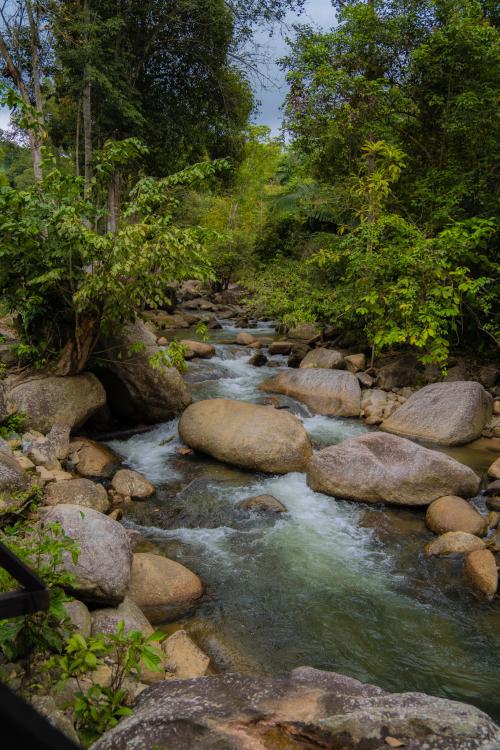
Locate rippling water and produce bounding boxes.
[108,321,500,721]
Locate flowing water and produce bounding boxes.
[108,322,500,721]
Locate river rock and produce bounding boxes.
[426,496,487,536]
[307,433,480,506]
[5,374,106,433]
[488,457,500,479]
[179,399,311,474]
[235,332,255,345]
[44,504,132,604]
[90,666,500,750]
[163,630,210,679]
[237,494,287,513]
[97,319,191,424]
[344,353,366,373]
[288,323,320,341]
[269,341,293,355]
[464,549,498,599]
[180,340,215,359]
[382,381,492,445]
[44,477,109,513]
[64,599,91,637]
[261,369,361,417]
[111,469,155,499]
[69,438,117,478]
[127,553,203,624]
[249,351,268,367]
[0,450,30,493]
[425,531,486,557]
[375,355,421,390]
[299,347,345,370]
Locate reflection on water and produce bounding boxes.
[108,322,500,722]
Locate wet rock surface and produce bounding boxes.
[262,368,362,417]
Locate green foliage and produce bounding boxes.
[0,413,27,438]
[50,623,164,746]
[0,521,78,660]
[149,340,188,373]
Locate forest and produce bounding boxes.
[0,1,499,749]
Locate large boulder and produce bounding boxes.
[382,381,492,445]
[425,496,487,536]
[97,319,191,424]
[179,399,311,473]
[425,531,486,557]
[0,450,30,494]
[5,374,106,433]
[44,504,132,604]
[299,348,345,370]
[127,552,203,624]
[307,433,480,506]
[44,478,109,513]
[90,667,500,750]
[261,369,361,417]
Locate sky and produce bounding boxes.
[0,0,334,136]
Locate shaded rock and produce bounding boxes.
[69,438,117,478]
[426,496,488,536]
[382,381,492,445]
[163,630,210,679]
[344,353,366,373]
[235,332,255,346]
[307,433,480,506]
[44,504,132,604]
[97,319,191,424]
[127,552,203,624]
[361,388,390,425]
[356,371,375,388]
[299,347,345,370]
[262,369,361,417]
[64,599,91,637]
[181,340,215,359]
[0,450,30,494]
[179,399,311,474]
[5,374,106,433]
[237,494,287,513]
[249,351,268,367]
[376,355,421,390]
[268,341,292,355]
[111,469,155,499]
[31,695,79,744]
[464,549,498,599]
[44,477,109,513]
[488,457,500,479]
[288,324,320,341]
[287,342,310,367]
[425,531,486,557]
[90,666,500,750]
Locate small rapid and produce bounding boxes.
[108,321,500,721]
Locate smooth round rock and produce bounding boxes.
[426,496,487,536]
[237,494,287,513]
[261,369,361,417]
[236,332,255,345]
[127,553,203,624]
[44,478,109,513]
[299,348,344,370]
[487,457,500,479]
[63,599,91,638]
[464,549,498,599]
[112,469,155,499]
[181,340,215,359]
[425,531,486,557]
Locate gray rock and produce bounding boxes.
[5,374,106,433]
[299,347,345,370]
[91,597,154,638]
[382,381,492,445]
[111,469,155,499]
[0,450,30,494]
[376,355,421,390]
[64,599,92,637]
[98,319,191,424]
[307,432,480,506]
[90,667,500,750]
[31,695,79,744]
[179,399,311,474]
[44,478,110,513]
[44,504,132,604]
[261,369,361,417]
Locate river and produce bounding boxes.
[108,320,500,721]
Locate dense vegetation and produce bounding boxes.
[1,0,499,372]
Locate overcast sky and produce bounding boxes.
[0,0,334,136]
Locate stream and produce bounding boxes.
[108,321,500,721]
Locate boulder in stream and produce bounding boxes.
[382,381,492,445]
[237,494,287,513]
[44,477,110,513]
[464,549,498,599]
[307,433,480,506]
[425,531,486,557]
[299,347,345,370]
[261,368,361,417]
[111,469,155,499]
[425,496,487,536]
[90,666,500,750]
[179,399,312,473]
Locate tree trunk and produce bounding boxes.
[83,0,92,193]
[54,317,100,376]
[107,169,120,233]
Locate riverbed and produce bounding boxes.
[108,321,500,721]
